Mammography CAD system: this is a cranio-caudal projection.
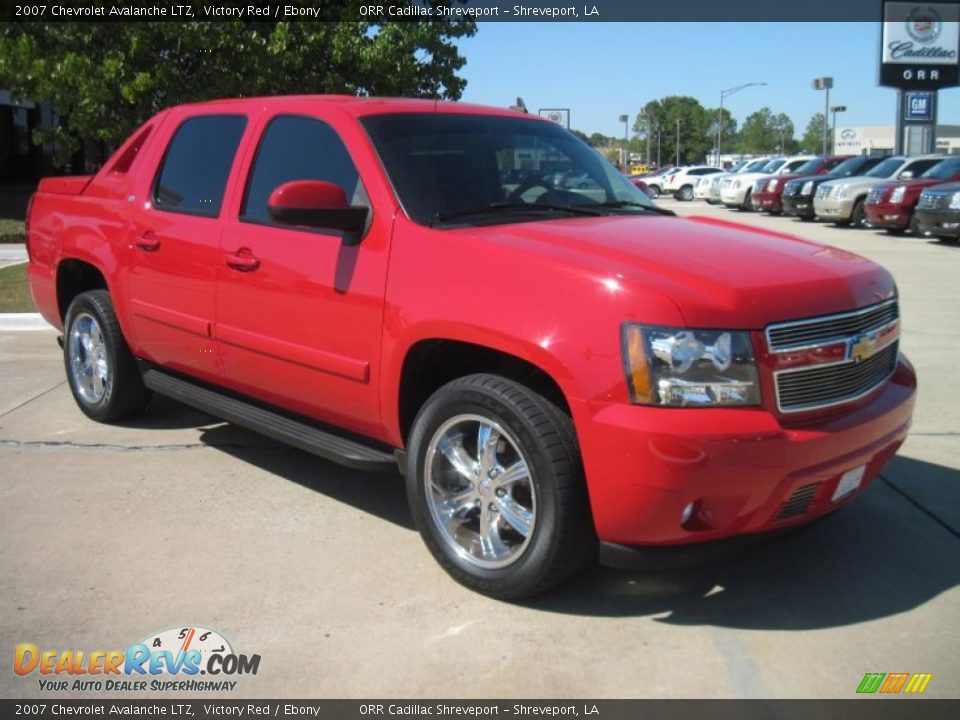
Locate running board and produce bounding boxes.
[142,369,398,472]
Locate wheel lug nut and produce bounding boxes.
[489,502,498,512]
[496,488,506,498]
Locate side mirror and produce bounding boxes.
[267,180,369,245]
[899,170,914,180]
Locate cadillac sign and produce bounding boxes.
[881,1,960,89]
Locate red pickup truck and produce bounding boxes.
[27,96,916,598]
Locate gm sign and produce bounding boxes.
[880,1,960,89]
[905,91,935,119]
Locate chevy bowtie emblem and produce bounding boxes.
[849,333,879,363]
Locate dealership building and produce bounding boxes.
[834,125,960,156]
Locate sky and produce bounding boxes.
[455,23,960,138]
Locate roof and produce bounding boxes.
[175,94,537,120]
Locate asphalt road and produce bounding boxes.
[1,201,957,699]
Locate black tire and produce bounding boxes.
[648,185,661,199]
[739,188,753,211]
[677,185,694,201]
[850,198,867,228]
[405,374,595,599]
[63,290,151,423]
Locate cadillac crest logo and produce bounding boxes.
[906,7,942,43]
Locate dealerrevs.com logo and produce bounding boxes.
[13,626,261,692]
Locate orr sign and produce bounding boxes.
[880,1,960,89]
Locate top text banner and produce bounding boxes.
[4,0,900,23]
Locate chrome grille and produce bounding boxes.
[782,182,799,197]
[816,184,833,199]
[766,299,899,352]
[721,178,733,190]
[867,187,885,205]
[775,484,819,521]
[775,342,898,413]
[917,192,945,210]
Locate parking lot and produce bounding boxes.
[1,201,957,699]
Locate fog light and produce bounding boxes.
[680,502,695,525]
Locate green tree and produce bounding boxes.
[634,96,712,165]
[738,107,778,154]
[800,113,827,153]
[771,112,796,154]
[707,107,738,156]
[0,12,476,162]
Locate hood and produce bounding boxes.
[878,177,949,192]
[920,181,960,196]
[453,214,895,329]
[823,174,896,192]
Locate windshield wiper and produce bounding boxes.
[595,201,676,216]
[432,202,603,226]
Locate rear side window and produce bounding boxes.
[242,115,364,224]
[154,115,247,217]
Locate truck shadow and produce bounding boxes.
[193,415,956,630]
[526,456,959,627]
[197,421,416,532]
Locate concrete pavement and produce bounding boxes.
[0,244,27,269]
[0,206,957,699]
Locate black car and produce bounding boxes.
[781,155,886,219]
[915,181,960,241]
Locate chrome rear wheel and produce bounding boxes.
[68,312,110,404]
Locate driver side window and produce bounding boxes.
[241,115,365,225]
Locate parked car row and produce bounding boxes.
[675,153,960,241]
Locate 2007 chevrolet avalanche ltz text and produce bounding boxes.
[26,97,916,598]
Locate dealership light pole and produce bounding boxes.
[676,119,682,166]
[718,82,766,166]
[641,110,652,166]
[656,124,662,167]
[830,105,847,154]
[812,77,834,156]
[619,114,629,168]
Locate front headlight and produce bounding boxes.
[834,185,848,199]
[622,325,761,407]
[950,192,960,210]
[801,181,813,195]
[890,186,906,204]
[767,179,779,191]
[733,180,741,189]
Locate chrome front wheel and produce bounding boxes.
[425,414,536,570]
[68,312,110,404]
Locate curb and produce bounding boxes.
[0,313,55,332]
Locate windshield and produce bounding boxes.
[865,157,906,178]
[362,113,656,227]
[922,158,960,180]
[761,159,787,173]
[727,161,747,172]
[829,156,876,177]
[743,159,769,172]
[793,158,822,175]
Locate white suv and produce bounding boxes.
[720,157,812,210]
[662,165,725,201]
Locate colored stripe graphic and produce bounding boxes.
[857,672,932,694]
[857,673,886,694]
[880,673,909,693]
[904,674,933,694]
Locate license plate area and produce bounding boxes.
[832,465,866,502]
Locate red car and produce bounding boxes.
[752,156,851,214]
[26,96,915,598]
[865,156,960,234]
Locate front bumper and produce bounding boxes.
[753,191,782,212]
[865,202,911,229]
[781,195,816,218]
[573,356,916,553]
[915,209,960,237]
[720,187,749,206]
[814,196,855,221]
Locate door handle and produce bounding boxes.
[225,249,261,272]
[134,231,161,252]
